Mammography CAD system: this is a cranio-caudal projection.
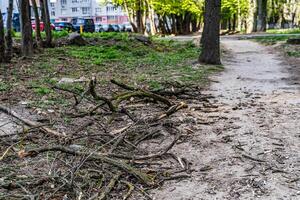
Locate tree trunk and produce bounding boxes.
[41,0,52,47]
[5,0,13,62]
[246,0,256,33]
[136,0,145,34]
[0,9,5,63]
[162,16,170,34]
[31,0,42,47]
[256,0,267,31]
[147,0,156,35]
[20,0,33,57]
[199,0,221,65]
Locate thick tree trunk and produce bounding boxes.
[5,0,14,62]
[41,0,52,47]
[20,0,33,57]
[256,0,267,31]
[31,0,42,47]
[0,9,5,63]
[199,0,221,65]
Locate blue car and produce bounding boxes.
[71,18,95,33]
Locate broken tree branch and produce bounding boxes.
[21,145,153,186]
[0,104,66,137]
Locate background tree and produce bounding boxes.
[5,0,14,62]
[31,0,42,47]
[199,0,221,65]
[41,0,52,47]
[20,0,33,57]
[256,0,268,31]
[0,9,5,63]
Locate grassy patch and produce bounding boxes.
[0,81,11,91]
[252,35,300,58]
[267,28,300,34]
[2,33,223,110]
[253,35,295,45]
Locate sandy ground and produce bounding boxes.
[1,39,299,200]
[152,39,300,199]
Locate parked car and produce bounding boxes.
[95,24,102,32]
[54,22,74,32]
[124,23,133,32]
[71,18,95,33]
[111,24,120,32]
[98,24,118,32]
[31,21,55,31]
[118,24,125,32]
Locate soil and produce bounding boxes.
[1,38,299,199]
[151,39,300,199]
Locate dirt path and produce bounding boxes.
[152,39,300,199]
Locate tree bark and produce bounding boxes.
[256,0,267,31]
[20,0,33,57]
[199,0,221,65]
[0,9,5,63]
[41,0,52,47]
[31,0,42,47]
[5,0,14,62]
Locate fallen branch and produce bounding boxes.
[0,105,66,137]
[21,146,153,186]
[98,172,122,200]
[111,79,173,107]
[89,77,116,112]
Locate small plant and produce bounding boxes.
[0,82,10,91]
[33,86,52,96]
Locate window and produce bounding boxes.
[82,7,90,15]
[50,3,55,7]
[96,17,102,22]
[72,0,79,3]
[107,16,116,20]
[106,6,116,12]
[51,11,55,16]
[95,8,101,13]
[81,0,89,3]
[61,0,67,5]
[72,7,78,12]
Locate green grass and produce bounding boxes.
[267,28,300,34]
[0,81,10,92]
[253,34,300,58]
[2,33,223,110]
[253,35,300,45]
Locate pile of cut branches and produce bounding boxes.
[0,78,193,199]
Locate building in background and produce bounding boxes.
[50,0,128,24]
[1,0,128,25]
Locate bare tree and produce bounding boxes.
[20,0,33,57]
[199,0,221,65]
[31,0,42,47]
[5,0,14,62]
[0,9,5,63]
[40,0,52,47]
